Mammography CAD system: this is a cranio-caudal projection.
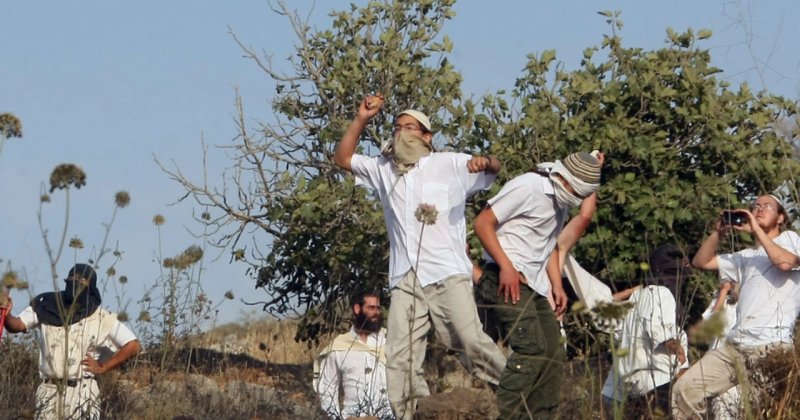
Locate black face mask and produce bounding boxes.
[31,264,102,327]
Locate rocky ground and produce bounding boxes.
[100,320,501,419]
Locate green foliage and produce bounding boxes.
[164,0,492,340]
[487,26,800,288]
[167,3,800,341]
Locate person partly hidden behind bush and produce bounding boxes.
[601,244,690,416]
[693,280,740,420]
[1,263,141,419]
[672,194,800,418]
[314,291,394,419]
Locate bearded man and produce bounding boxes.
[315,291,393,419]
[334,96,506,419]
[672,194,800,419]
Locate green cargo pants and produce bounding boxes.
[476,263,565,419]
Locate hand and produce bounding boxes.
[498,267,523,304]
[467,156,491,173]
[81,354,105,375]
[357,94,384,120]
[472,265,484,285]
[742,209,760,233]
[676,347,687,365]
[728,209,756,234]
[591,150,605,167]
[0,295,11,311]
[551,286,568,317]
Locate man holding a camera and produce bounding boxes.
[671,194,800,419]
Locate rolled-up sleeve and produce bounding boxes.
[350,155,381,192]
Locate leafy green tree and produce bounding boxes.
[485,12,800,295]
[161,0,492,342]
[165,3,800,340]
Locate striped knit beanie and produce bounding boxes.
[563,152,601,184]
[550,152,602,199]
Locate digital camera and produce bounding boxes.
[721,210,747,226]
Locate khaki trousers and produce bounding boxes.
[385,271,506,420]
[672,342,774,419]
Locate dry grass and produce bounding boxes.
[194,317,323,365]
[5,316,800,419]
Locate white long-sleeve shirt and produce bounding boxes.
[602,285,688,400]
[316,327,393,419]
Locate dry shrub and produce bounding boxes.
[0,338,39,418]
[198,317,321,365]
[747,333,800,419]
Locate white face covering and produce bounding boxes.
[551,176,583,209]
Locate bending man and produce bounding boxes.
[474,151,603,419]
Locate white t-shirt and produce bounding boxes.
[18,306,137,380]
[602,285,687,400]
[717,230,800,347]
[483,172,567,297]
[351,152,495,288]
[316,327,392,419]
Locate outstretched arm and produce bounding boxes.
[333,95,384,172]
[612,286,641,302]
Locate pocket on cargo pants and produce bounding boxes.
[505,293,545,356]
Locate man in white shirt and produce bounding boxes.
[602,244,689,416]
[672,194,800,419]
[473,151,603,419]
[1,263,141,420]
[315,292,393,419]
[334,95,506,419]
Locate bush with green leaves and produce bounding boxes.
[165,1,800,341]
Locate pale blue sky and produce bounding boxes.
[2,1,798,327]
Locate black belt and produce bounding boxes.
[43,377,92,387]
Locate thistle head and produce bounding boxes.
[49,163,87,193]
[415,203,438,225]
